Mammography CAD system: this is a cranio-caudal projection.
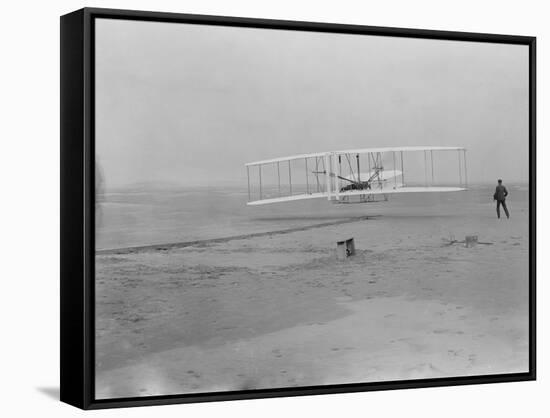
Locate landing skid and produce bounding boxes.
[335,194,389,204]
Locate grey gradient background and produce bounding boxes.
[95,19,529,189]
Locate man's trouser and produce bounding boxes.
[496,199,510,218]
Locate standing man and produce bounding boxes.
[493,179,510,219]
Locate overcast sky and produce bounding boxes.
[95,18,529,189]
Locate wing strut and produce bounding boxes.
[259,164,262,199]
[288,161,292,195]
[305,158,309,194]
[356,154,361,183]
[464,150,468,188]
[393,151,397,188]
[315,157,320,192]
[458,150,462,186]
[424,151,428,186]
[277,162,281,196]
[247,166,251,201]
[401,151,405,186]
[431,150,435,183]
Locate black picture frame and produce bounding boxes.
[60,7,536,410]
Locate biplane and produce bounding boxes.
[245,146,467,206]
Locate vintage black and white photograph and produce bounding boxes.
[93,17,530,399]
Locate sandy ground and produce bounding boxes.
[95,195,529,399]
